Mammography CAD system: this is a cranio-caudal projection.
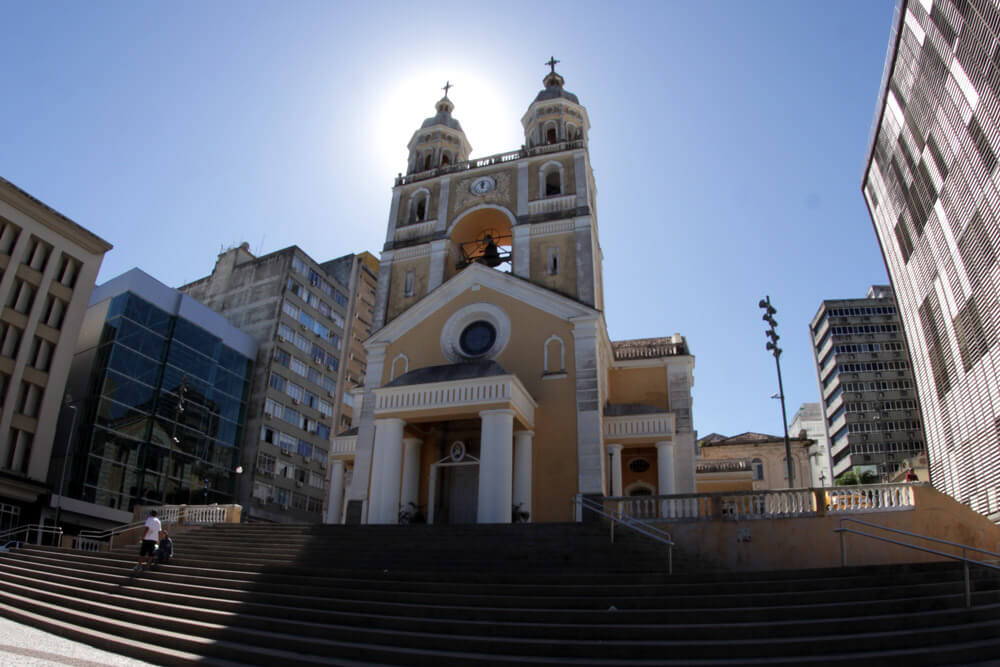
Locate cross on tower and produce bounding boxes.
[545,56,560,74]
[442,80,453,97]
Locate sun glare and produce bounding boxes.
[374,67,524,177]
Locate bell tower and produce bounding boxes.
[372,64,603,331]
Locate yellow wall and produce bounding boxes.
[621,447,658,493]
[607,366,668,411]
[386,256,431,322]
[382,284,580,522]
[658,485,1000,571]
[529,232,577,299]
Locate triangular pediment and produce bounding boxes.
[367,263,600,347]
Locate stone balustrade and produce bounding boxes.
[606,484,917,523]
[331,436,357,455]
[373,375,536,425]
[395,140,586,186]
[394,219,436,242]
[604,413,674,441]
[528,194,576,215]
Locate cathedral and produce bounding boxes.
[332,63,696,524]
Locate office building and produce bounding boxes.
[810,286,925,482]
[864,0,1000,518]
[180,244,375,522]
[55,269,256,527]
[0,177,112,529]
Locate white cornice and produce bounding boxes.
[366,263,600,348]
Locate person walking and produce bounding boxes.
[137,510,161,571]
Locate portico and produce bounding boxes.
[604,410,677,497]
[366,364,537,524]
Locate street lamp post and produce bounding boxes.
[54,398,80,528]
[759,296,795,488]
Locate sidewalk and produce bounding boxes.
[0,616,153,667]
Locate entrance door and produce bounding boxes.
[447,464,479,524]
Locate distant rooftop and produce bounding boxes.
[612,336,688,361]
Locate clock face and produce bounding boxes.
[470,176,495,195]
[459,320,497,357]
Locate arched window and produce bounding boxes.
[752,458,764,481]
[546,247,559,276]
[543,335,564,373]
[408,190,429,224]
[423,154,433,170]
[545,125,557,144]
[540,161,564,198]
[390,354,409,381]
[441,152,451,166]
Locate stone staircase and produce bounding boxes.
[1,521,1000,665]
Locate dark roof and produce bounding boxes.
[421,111,463,131]
[604,403,665,417]
[384,360,507,387]
[700,432,811,447]
[612,337,688,361]
[337,427,359,437]
[534,85,580,104]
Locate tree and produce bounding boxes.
[835,468,879,486]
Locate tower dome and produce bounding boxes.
[522,58,589,149]
[406,83,472,175]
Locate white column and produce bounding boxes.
[368,418,406,524]
[477,409,515,524]
[400,437,423,515]
[325,460,345,524]
[656,441,675,495]
[607,444,623,496]
[513,430,533,522]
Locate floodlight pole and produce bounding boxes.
[759,296,795,488]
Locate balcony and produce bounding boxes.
[373,374,536,426]
[604,412,674,442]
[394,219,437,242]
[395,141,586,186]
[528,194,576,215]
[331,436,356,455]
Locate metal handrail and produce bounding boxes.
[834,517,1000,607]
[0,524,63,548]
[78,520,146,542]
[575,496,674,574]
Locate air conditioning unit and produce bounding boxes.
[280,504,288,511]
[292,398,300,405]
[264,414,272,420]
[304,457,311,463]
[327,391,334,397]
[277,335,286,343]
[281,448,291,456]
[296,481,304,488]
[319,461,327,470]
[300,324,308,331]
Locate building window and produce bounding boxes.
[391,354,408,380]
[543,335,564,373]
[546,247,559,275]
[752,458,764,481]
[0,221,21,256]
[403,270,415,298]
[628,458,651,473]
[540,161,564,197]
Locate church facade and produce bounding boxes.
[333,65,696,525]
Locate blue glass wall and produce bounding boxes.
[71,293,253,511]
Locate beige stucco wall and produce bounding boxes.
[529,232,577,299]
[607,366,669,411]
[658,485,1000,571]
[697,441,811,492]
[380,284,581,522]
[386,256,430,322]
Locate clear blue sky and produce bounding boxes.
[0,1,896,438]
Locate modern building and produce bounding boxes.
[179,244,375,523]
[788,402,833,487]
[54,269,256,528]
[0,177,112,530]
[696,432,812,493]
[864,0,1000,519]
[810,286,924,483]
[339,64,697,525]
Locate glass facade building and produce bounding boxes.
[62,270,256,518]
[864,0,1000,519]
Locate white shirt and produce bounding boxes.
[143,516,162,541]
